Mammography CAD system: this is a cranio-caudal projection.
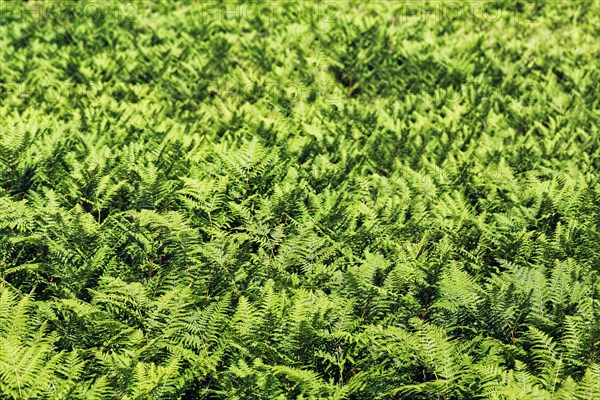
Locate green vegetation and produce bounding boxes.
[1,0,599,398]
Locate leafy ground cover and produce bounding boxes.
[0,0,599,398]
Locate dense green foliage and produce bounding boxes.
[1,0,599,398]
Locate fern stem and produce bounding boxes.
[11,359,22,399]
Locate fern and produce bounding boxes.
[0,1,598,398]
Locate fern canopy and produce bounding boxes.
[1,0,599,399]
